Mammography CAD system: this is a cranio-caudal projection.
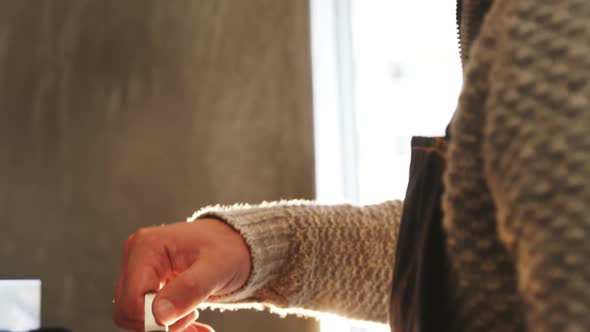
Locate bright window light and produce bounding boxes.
[320,314,390,332]
[311,0,461,331]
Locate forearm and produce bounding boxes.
[191,199,403,323]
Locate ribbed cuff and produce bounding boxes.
[189,203,297,303]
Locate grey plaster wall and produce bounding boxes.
[0,1,318,331]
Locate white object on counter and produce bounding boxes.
[0,279,41,331]
[145,292,168,332]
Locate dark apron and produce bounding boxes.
[389,135,451,332]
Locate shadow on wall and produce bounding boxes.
[0,1,317,331]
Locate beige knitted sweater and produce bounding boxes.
[195,0,590,330]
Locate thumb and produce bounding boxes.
[152,255,225,325]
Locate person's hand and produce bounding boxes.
[113,218,252,332]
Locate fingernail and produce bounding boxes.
[185,326,199,332]
[154,298,176,323]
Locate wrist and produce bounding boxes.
[191,205,294,303]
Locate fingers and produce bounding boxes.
[154,254,225,325]
[113,220,247,331]
[168,310,199,332]
[184,322,216,332]
[114,228,168,330]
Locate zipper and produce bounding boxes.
[456,0,494,67]
[456,0,464,66]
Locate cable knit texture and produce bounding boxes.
[192,200,403,323]
[192,0,590,330]
[444,0,590,331]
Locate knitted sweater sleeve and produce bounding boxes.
[483,1,590,330]
[189,199,403,323]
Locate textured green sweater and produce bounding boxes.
[195,1,590,330]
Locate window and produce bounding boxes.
[310,0,461,331]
